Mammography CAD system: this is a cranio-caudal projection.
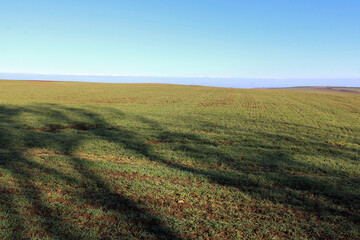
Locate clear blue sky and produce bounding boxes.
[1,0,360,79]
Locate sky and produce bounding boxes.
[1,0,360,87]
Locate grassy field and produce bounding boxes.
[0,80,359,239]
[271,86,360,95]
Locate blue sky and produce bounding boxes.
[1,0,360,81]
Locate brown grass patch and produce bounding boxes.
[199,95,234,107]
[76,153,147,165]
[213,139,233,145]
[147,139,172,145]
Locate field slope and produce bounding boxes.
[0,80,359,239]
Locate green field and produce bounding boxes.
[271,86,360,95]
[0,80,359,239]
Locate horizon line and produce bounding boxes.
[1,72,360,80]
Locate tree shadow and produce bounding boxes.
[0,103,359,238]
[0,104,182,239]
[131,116,360,222]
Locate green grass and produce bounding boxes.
[0,80,359,239]
[272,86,360,94]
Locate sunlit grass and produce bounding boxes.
[0,80,359,239]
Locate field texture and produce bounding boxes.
[272,86,360,95]
[0,80,359,239]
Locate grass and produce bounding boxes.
[272,86,360,94]
[332,87,360,93]
[0,79,359,239]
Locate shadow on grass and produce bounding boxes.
[0,103,359,238]
[134,116,360,223]
[0,105,182,239]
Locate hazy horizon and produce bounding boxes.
[1,72,359,89]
